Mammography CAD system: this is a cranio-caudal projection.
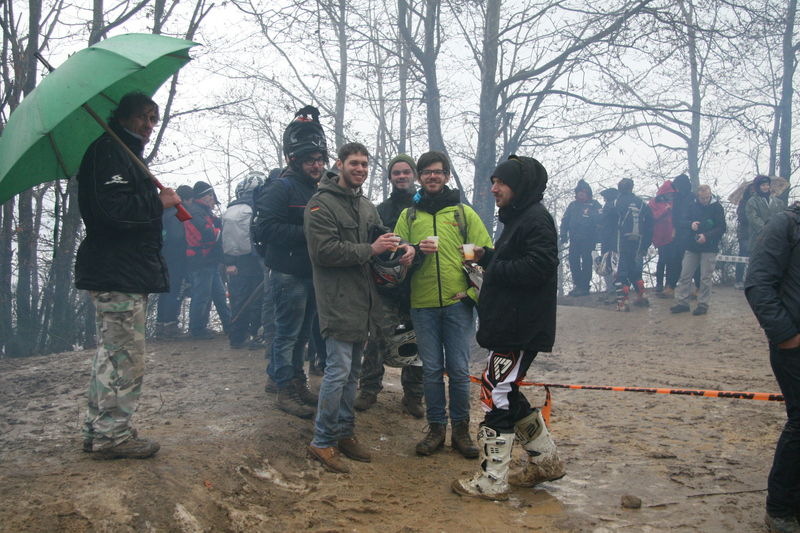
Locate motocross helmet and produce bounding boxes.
[383,325,421,368]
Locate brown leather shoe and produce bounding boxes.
[307,445,350,473]
[338,436,371,462]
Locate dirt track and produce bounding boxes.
[0,286,784,532]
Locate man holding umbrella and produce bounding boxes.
[76,92,179,459]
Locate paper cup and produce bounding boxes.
[462,243,475,260]
[427,236,439,251]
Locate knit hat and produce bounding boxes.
[491,158,524,193]
[193,181,219,204]
[387,154,417,177]
[575,179,592,198]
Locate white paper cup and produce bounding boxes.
[427,236,439,251]
[462,243,475,260]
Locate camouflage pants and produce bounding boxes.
[359,293,423,398]
[83,291,147,449]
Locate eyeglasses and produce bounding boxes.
[420,169,447,177]
[302,156,326,166]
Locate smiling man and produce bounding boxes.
[304,142,415,473]
[394,151,493,459]
[75,92,180,459]
[355,154,424,417]
[451,155,564,500]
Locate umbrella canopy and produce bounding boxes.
[727,176,789,205]
[0,33,198,204]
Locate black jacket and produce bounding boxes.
[746,205,800,346]
[560,199,602,246]
[476,157,558,352]
[614,191,653,255]
[75,126,168,294]
[377,187,415,230]
[682,198,726,254]
[253,167,317,278]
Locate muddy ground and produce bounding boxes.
[0,286,784,532]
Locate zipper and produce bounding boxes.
[433,214,443,307]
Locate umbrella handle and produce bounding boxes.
[80,104,191,221]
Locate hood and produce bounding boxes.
[575,179,592,199]
[673,173,692,195]
[491,155,548,221]
[656,180,676,196]
[754,175,771,198]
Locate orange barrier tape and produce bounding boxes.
[469,375,784,402]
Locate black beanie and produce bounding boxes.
[193,181,218,203]
[176,185,194,201]
[491,159,524,194]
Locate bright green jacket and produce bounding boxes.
[394,203,493,308]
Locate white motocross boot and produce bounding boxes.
[509,409,566,487]
[451,426,514,501]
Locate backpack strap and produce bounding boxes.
[406,203,469,243]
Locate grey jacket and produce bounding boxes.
[304,173,385,343]
[746,194,786,248]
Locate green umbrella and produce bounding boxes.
[0,33,199,205]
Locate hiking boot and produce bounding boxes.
[670,303,690,314]
[401,395,424,419]
[155,321,180,339]
[354,391,378,412]
[338,436,371,462]
[765,512,800,533]
[657,287,674,299]
[692,303,708,316]
[93,437,160,460]
[264,377,278,394]
[292,378,318,406]
[276,386,315,419]
[416,423,446,456]
[83,427,137,453]
[307,445,350,473]
[451,427,513,501]
[451,420,479,459]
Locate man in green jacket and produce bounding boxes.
[304,142,415,473]
[394,151,493,459]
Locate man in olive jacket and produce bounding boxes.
[304,142,415,473]
[452,155,564,501]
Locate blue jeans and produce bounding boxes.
[188,265,231,335]
[266,271,315,387]
[767,343,800,517]
[411,301,474,425]
[311,337,363,448]
[157,254,186,324]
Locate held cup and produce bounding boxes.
[462,243,476,260]
[427,236,439,251]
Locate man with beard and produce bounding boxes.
[394,151,493,459]
[76,92,180,459]
[305,143,415,472]
[253,106,327,419]
[451,155,564,500]
[354,154,424,417]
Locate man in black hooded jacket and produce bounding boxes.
[745,203,800,533]
[560,179,601,296]
[451,155,565,501]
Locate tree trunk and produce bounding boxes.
[778,0,796,182]
[472,0,501,229]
